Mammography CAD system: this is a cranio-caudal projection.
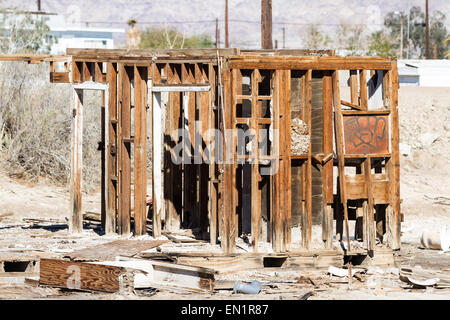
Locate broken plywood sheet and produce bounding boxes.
[64,240,168,261]
[40,257,215,293]
[39,258,135,293]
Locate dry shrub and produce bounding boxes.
[0,61,102,191]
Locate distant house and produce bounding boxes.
[398,59,450,87]
[0,10,124,54]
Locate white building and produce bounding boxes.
[1,10,125,54]
[398,59,450,87]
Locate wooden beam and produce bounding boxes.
[389,61,401,249]
[251,69,262,251]
[209,64,218,245]
[118,64,131,235]
[300,70,313,250]
[363,157,376,251]
[284,70,292,248]
[340,100,362,111]
[69,89,83,233]
[349,70,359,104]
[50,72,70,83]
[200,64,210,238]
[322,72,333,248]
[221,67,235,253]
[152,66,163,237]
[228,56,393,71]
[359,69,368,110]
[66,48,239,60]
[134,66,148,236]
[106,63,117,234]
[72,61,81,83]
[332,71,351,251]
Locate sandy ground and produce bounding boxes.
[0,86,449,300]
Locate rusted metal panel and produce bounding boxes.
[343,115,389,155]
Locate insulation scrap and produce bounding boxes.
[291,118,310,155]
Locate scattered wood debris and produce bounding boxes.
[399,266,450,289]
[39,257,215,293]
[64,240,168,261]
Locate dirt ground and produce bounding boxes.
[0,86,449,300]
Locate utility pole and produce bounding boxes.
[37,0,41,11]
[282,26,286,49]
[433,43,437,59]
[407,0,411,59]
[425,0,430,59]
[275,40,278,49]
[225,0,229,48]
[400,18,404,59]
[261,0,273,49]
[216,18,220,48]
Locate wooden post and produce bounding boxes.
[322,72,333,248]
[283,70,292,249]
[301,70,312,250]
[118,64,131,235]
[209,64,218,245]
[101,90,106,229]
[70,88,83,233]
[251,70,262,251]
[106,63,117,234]
[134,66,148,236]
[360,69,375,251]
[199,64,210,238]
[389,60,401,249]
[152,65,163,238]
[332,71,351,252]
[221,67,234,253]
[364,156,375,251]
[359,70,368,109]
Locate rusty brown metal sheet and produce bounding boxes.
[343,115,389,155]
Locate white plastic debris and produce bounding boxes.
[407,277,439,287]
[420,227,450,251]
[328,266,356,277]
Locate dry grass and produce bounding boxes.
[0,61,102,191]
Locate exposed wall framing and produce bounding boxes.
[0,49,401,258]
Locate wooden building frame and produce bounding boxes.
[0,49,401,261]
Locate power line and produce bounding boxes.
[81,19,449,29]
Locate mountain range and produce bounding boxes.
[2,0,449,49]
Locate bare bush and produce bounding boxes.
[0,61,102,191]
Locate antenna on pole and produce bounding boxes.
[216,18,220,48]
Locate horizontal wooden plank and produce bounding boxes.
[50,72,70,83]
[39,258,129,292]
[151,85,210,92]
[342,110,390,115]
[0,54,68,62]
[240,49,335,56]
[344,154,391,159]
[345,174,390,203]
[228,56,393,71]
[67,48,239,61]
